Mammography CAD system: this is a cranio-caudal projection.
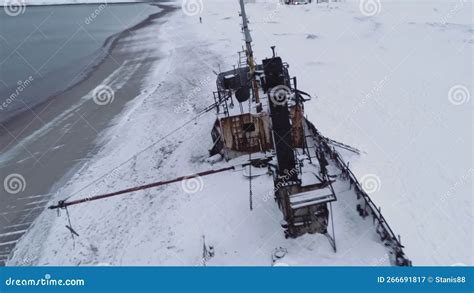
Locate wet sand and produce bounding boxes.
[0,3,176,266]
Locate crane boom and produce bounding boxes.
[239,0,261,112]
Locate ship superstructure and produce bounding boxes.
[207,0,410,265]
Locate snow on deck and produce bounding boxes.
[168,156,390,266]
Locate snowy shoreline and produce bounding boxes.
[1,3,173,265]
[8,0,472,266]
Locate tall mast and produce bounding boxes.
[239,0,261,112]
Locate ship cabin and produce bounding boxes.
[209,49,337,239]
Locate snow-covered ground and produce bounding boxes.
[8,0,473,266]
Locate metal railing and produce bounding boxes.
[306,120,412,266]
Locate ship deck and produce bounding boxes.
[184,152,391,266]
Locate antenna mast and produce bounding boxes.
[239,0,261,112]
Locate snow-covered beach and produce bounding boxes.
[0,2,173,265]
[5,0,473,266]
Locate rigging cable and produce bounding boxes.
[58,99,226,204]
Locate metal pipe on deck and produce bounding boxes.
[48,166,237,210]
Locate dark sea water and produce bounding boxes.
[0,3,159,123]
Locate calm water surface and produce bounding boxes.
[0,3,159,123]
